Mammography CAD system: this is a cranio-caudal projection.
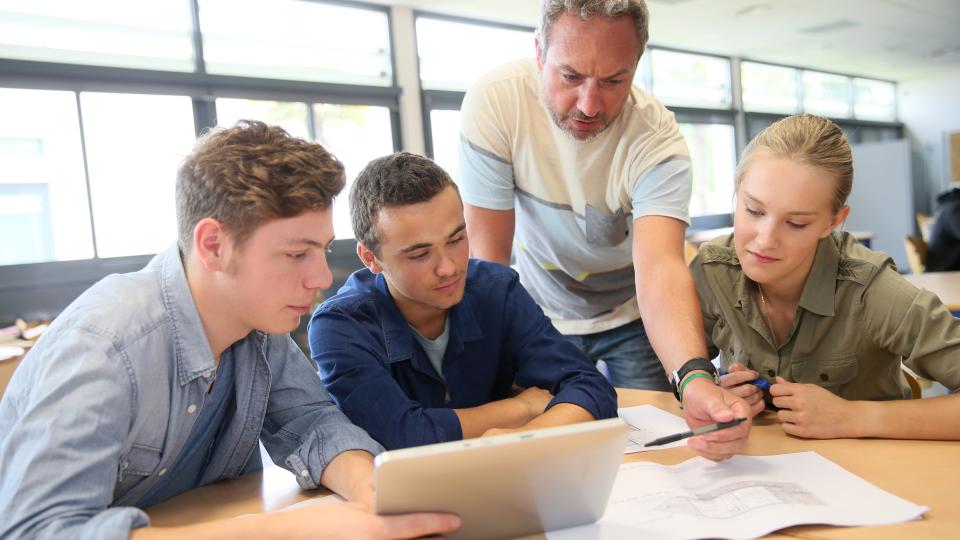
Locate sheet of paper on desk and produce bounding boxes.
[618,405,688,453]
[547,451,927,540]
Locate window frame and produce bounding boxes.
[414,11,534,162]
[0,0,402,322]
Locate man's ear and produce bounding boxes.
[824,205,852,238]
[535,37,544,71]
[193,218,229,271]
[356,242,383,274]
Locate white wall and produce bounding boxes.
[898,66,960,214]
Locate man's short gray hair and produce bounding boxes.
[536,0,649,62]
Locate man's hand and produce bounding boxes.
[680,377,752,461]
[719,363,765,417]
[269,502,460,540]
[771,377,860,439]
[319,450,377,510]
[133,501,460,540]
[514,386,554,418]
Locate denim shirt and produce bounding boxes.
[0,245,382,540]
[309,259,618,450]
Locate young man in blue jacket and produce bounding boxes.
[0,122,458,540]
[309,152,617,450]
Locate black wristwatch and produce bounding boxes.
[671,357,720,401]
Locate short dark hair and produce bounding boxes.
[350,152,457,256]
[176,120,345,254]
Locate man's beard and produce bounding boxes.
[547,107,611,142]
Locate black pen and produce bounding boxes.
[643,417,747,447]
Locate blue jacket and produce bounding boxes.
[0,246,382,539]
[309,259,617,450]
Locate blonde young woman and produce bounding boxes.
[691,114,960,440]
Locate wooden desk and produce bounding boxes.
[687,227,875,248]
[0,354,24,398]
[903,271,960,311]
[146,390,959,539]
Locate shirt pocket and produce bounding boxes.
[714,319,750,368]
[789,354,859,388]
[585,204,630,247]
[116,444,162,494]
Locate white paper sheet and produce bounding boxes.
[618,405,689,453]
[547,451,927,540]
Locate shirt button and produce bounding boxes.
[767,369,776,378]
[157,468,167,477]
[300,470,309,477]
[187,404,197,414]
[820,373,829,382]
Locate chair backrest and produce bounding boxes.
[901,365,923,399]
[903,235,927,274]
[916,213,934,243]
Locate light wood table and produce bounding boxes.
[0,354,24,398]
[903,271,960,311]
[146,390,959,539]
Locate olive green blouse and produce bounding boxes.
[691,231,960,400]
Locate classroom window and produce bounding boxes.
[802,71,852,119]
[216,99,394,239]
[741,62,800,114]
[416,16,532,91]
[81,92,196,258]
[650,50,732,109]
[853,78,896,122]
[216,99,311,139]
[0,88,93,266]
[429,109,463,180]
[199,0,393,86]
[0,0,195,71]
[679,123,736,217]
[312,104,394,239]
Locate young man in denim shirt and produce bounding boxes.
[309,153,617,450]
[0,122,458,539]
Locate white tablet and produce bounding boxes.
[374,418,628,540]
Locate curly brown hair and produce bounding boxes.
[176,120,345,253]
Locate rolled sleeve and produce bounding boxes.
[631,157,692,224]
[260,336,383,491]
[502,274,618,419]
[309,308,464,450]
[457,134,516,210]
[863,268,960,391]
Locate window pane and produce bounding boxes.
[216,99,311,139]
[429,109,462,180]
[417,17,531,91]
[650,50,731,109]
[311,104,394,239]
[200,0,392,86]
[741,62,799,114]
[81,93,196,258]
[0,88,93,266]
[853,78,896,122]
[216,98,394,239]
[802,71,851,118]
[680,123,736,217]
[0,0,194,71]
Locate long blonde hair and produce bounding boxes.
[736,114,853,213]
